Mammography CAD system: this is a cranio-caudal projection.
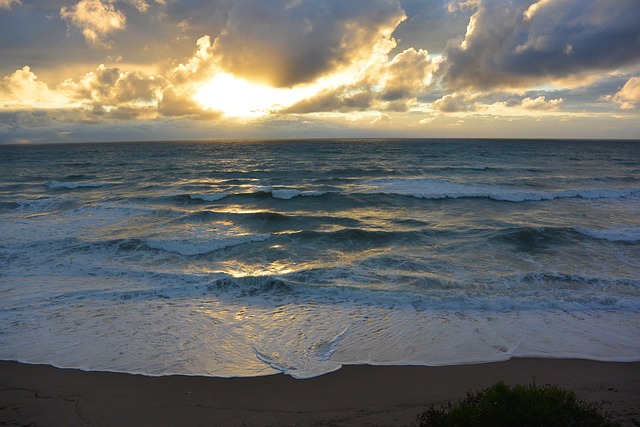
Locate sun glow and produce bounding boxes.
[193,72,316,117]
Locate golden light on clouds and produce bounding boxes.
[192,62,376,118]
[194,73,316,118]
[0,0,639,142]
[60,0,127,47]
[0,66,75,109]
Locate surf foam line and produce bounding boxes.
[362,178,640,202]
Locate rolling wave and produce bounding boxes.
[575,226,640,242]
[46,181,115,190]
[271,189,328,200]
[188,192,228,202]
[491,225,640,249]
[144,233,271,256]
[168,189,329,203]
[362,178,640,202]
[156,180,640,206]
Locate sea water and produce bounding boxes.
[1,139,639,378]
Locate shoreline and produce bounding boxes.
[2,358,639,426]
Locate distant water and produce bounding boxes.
[1,139,639,378]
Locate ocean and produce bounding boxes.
[1,139,639,379]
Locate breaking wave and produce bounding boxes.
[363,178,640,202]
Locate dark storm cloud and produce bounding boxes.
[392,0,473,55]
[439,0,640,90]
[212,0,406,87]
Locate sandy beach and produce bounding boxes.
[1,358,638,426]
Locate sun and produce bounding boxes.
[193,72,315,117]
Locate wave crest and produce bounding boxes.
[363,178,640,202]
[576,226,640,242]
[46,181,113,190]
[188,193,228,202]
[271,189,328,200]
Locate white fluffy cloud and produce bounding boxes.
[433,94,474,113]
[0,66,59,107]
[0,62,163,123]
[60,0,126,47]
[521,96,563,111]
[607,76,640,110]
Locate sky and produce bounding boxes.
[1,0,639,144]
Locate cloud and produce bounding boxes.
[446,0,480,13]
[126,0,149,13]
[0,0,20,9]
[433,94,474,112]
[158,87,201,117]
[3,0,640,141]
[431,91,567,115]
[212,0,406,87]
[284,84,374,114]
[59,64,161,105]
[521,95,563,111]
[0,66,58,107]
[1,63,164,125]
[60,0,126,47]
[390,0,473,56]
[60,64,120,101]
[381,48,431,102]
[439,0,640,90]
[606,76,640,110]
[167,35,217,86]
[0,32,222,124]
[158,87,219,119]
[284,47,434,113]
[371,112,392,128]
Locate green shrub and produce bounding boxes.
[416,381,619,427]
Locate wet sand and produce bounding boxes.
[1,358,639,426]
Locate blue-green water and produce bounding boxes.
[1,139,639,378]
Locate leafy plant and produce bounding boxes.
[416,381,619,427]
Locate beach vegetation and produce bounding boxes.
[415,381,619,427]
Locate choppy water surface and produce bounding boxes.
[1,139,639,378]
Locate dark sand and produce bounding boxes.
[1,359,639,426]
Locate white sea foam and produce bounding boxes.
[15,197,65,212]
[1,277,638,379]
[254,327,348,379]
[363,178,640,202]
